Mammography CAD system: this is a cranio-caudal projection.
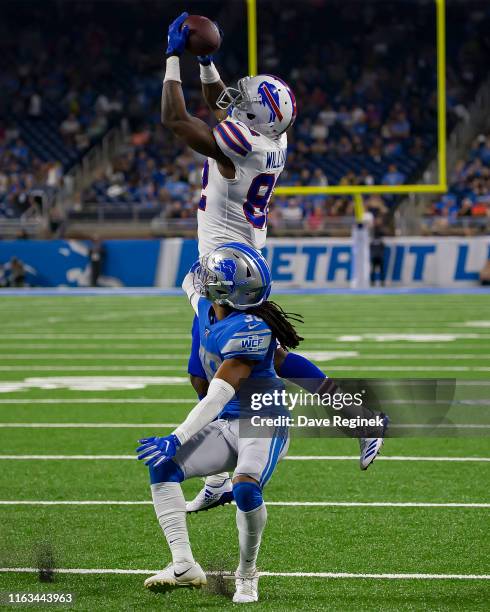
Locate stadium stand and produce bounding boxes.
[423,132,490,234]
[1,0,489,236]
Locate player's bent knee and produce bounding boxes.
[149,459,184,485]
[233,480,263,512]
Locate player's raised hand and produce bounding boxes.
[166,12,189,57]
[197,55,213,66]
[136,434,181,467]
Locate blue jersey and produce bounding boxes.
[196,297,278,419]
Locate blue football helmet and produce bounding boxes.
[194,242,272,310]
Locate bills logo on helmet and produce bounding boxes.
[258,81,283,123]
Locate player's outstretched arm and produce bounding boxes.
[162,13,233,167]
[173,358,253,444]
[136,358,252,466]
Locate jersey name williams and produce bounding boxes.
[266,149,287,169]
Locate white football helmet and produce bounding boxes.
[217,74,297,139]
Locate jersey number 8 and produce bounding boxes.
[243,173,277,229]
[199,165,276,230]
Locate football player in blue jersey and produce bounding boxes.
[136,243,301,603]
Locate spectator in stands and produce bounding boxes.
[382,164,406,185]
[60,113,81,146]
[426,131,490,233]
[359,169,375,186]
[306,204,326,232]
[27,91,43,120]
[281,199,304,229]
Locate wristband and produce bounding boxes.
[199,61,221,85]
[164,56,182,83]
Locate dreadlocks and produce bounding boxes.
[246,300,304,351]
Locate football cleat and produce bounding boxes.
[359,414,389,470]
[233,571,259,603]
[186,478,234,513]
[144,561,207,592]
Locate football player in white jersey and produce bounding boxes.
[161,13,387,513]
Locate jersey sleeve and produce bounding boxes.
[218,317,272,362]
[213,120,253,162]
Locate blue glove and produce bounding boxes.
[136,434,181,467]
[166,12,189,57]
[197,55,213,66]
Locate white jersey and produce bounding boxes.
[197,117,287,256]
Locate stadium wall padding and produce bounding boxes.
[0,237,488,288]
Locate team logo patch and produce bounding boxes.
[214,258,237,287]
[258,81,283,122]
[241,335,265,350]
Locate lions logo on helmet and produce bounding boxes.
[195,242,272,310]
[217,74,297,139]
[214,258,237,284]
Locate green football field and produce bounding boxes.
[0,293,488,611]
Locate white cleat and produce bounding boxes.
[233,571,259,603]
[359,414,389,470]
[144,561,207,593]
[186,478,234,513]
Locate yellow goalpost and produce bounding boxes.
[245,0,448,206]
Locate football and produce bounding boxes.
[183,14,221,56]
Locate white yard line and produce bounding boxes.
[323,366,490,372]
[0,344,189,350]
[0,567,487,580]
[0,334,190,340]
[286,456,490,462]
[0,423,488,430]
[0,500,488,510]
[1,343,488,350]
[302,349,490,361]
[0,397,487,406]
[0,354,188,360]
[0,455,488,462]
[2,333,490,340]
[1,353,489,361]
[0,366,185,371]
[0,500,488,508]
[0,398,195,404]
[0,365,489,372]
[0,423,179,428]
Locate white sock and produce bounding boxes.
[151,482,194,567]
[236,503,267,576]
[205,473,231,488]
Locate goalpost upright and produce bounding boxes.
[245,0,448,287]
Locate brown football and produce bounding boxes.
[183,15,221,56]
